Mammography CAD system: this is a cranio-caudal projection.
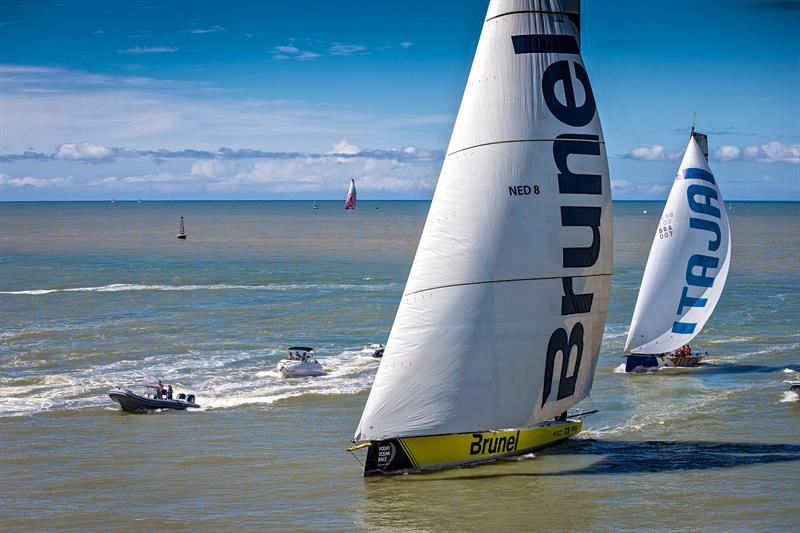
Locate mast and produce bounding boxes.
[625,130,731,354]
[355,0,612,442]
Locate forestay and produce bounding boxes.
[624,132,731,354]
[355,0,612,442]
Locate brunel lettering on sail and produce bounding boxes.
[514,34,602,407]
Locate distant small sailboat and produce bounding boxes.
[344,179,357,210]
[177,217,187,240]
[623,129,731,372]
[313,200,319,210]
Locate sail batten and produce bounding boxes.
[355,0,612,443]
[624,131,731,355]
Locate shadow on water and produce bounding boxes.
[429,438,800,480]
[626,363,800,377]
[696,363,800,375]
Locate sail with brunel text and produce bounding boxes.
[354,0,612,443]
[624,130,731,355]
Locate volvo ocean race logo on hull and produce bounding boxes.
[513,33,603,407]
[673,169,724,335]
[376,442,396,467]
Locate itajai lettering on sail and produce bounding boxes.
[672,173,723,334]
[513,33,603,408]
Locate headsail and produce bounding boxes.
[345,179,357,210]
[624,130,731,354]
[355,0,612,442]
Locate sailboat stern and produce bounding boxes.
[361,420,581,476]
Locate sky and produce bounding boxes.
[1,0,798,201]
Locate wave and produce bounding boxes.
[0,282,398,296]
[0,346,380,417]
[780,391,799,403]
[582,388,739,438]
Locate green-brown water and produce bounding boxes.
[1,201,798,531]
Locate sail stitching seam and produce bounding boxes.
[404,273,612,297]
[485,10,576,22]
[447,138,604,157]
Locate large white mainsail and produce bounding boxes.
[355,0,612,448]
[624,131,731,355]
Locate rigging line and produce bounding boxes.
[403,272,612,298]
[447,137,604,157]
[347,447,365,469]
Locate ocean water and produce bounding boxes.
[1,200,798,531]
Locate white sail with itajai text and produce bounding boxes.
[624,131,731,355]
[355,0,612,442]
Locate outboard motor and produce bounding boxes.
[186,394,195,404]
[177,393,186,400]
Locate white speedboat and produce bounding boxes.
[277,346,325,378]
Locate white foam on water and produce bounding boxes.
[783,368,798,374]
[779,391,799,403]
[582,388,739,438]
[0,282,397,296]
[0,345,381,417]
[613,363,627,374]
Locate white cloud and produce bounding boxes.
[296,51,321,61]
[610,179,633,190]
[52,143,113,161]
[0,173,72,188]
[755,141,799,163]
[272,45,320,61]
[121,172,194,183]
[628,141,799,164]
[190,160,224,177]
[715,145,740,161]
[625,145,684,161]
[400,41,414,49]
[209,154,437,194]
[329,43,367,56]
[715,142,800,163]
[119,46,178,54]
[187,26,225,34]
[329,139,360,155]
[402,146,416,154]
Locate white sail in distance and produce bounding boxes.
[344,179,357,210]
[625,131,731,354]
[355,0,612,442]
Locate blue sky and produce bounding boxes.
[1,0,798,200]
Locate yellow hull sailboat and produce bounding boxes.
[350,0,612,476]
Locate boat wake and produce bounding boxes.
[0,346,381,417]
[779,391,799,403]
[0,282,397,296]
[582,388,738,438]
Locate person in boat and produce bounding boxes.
[166,385,173,400]
[155,380,165,399]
